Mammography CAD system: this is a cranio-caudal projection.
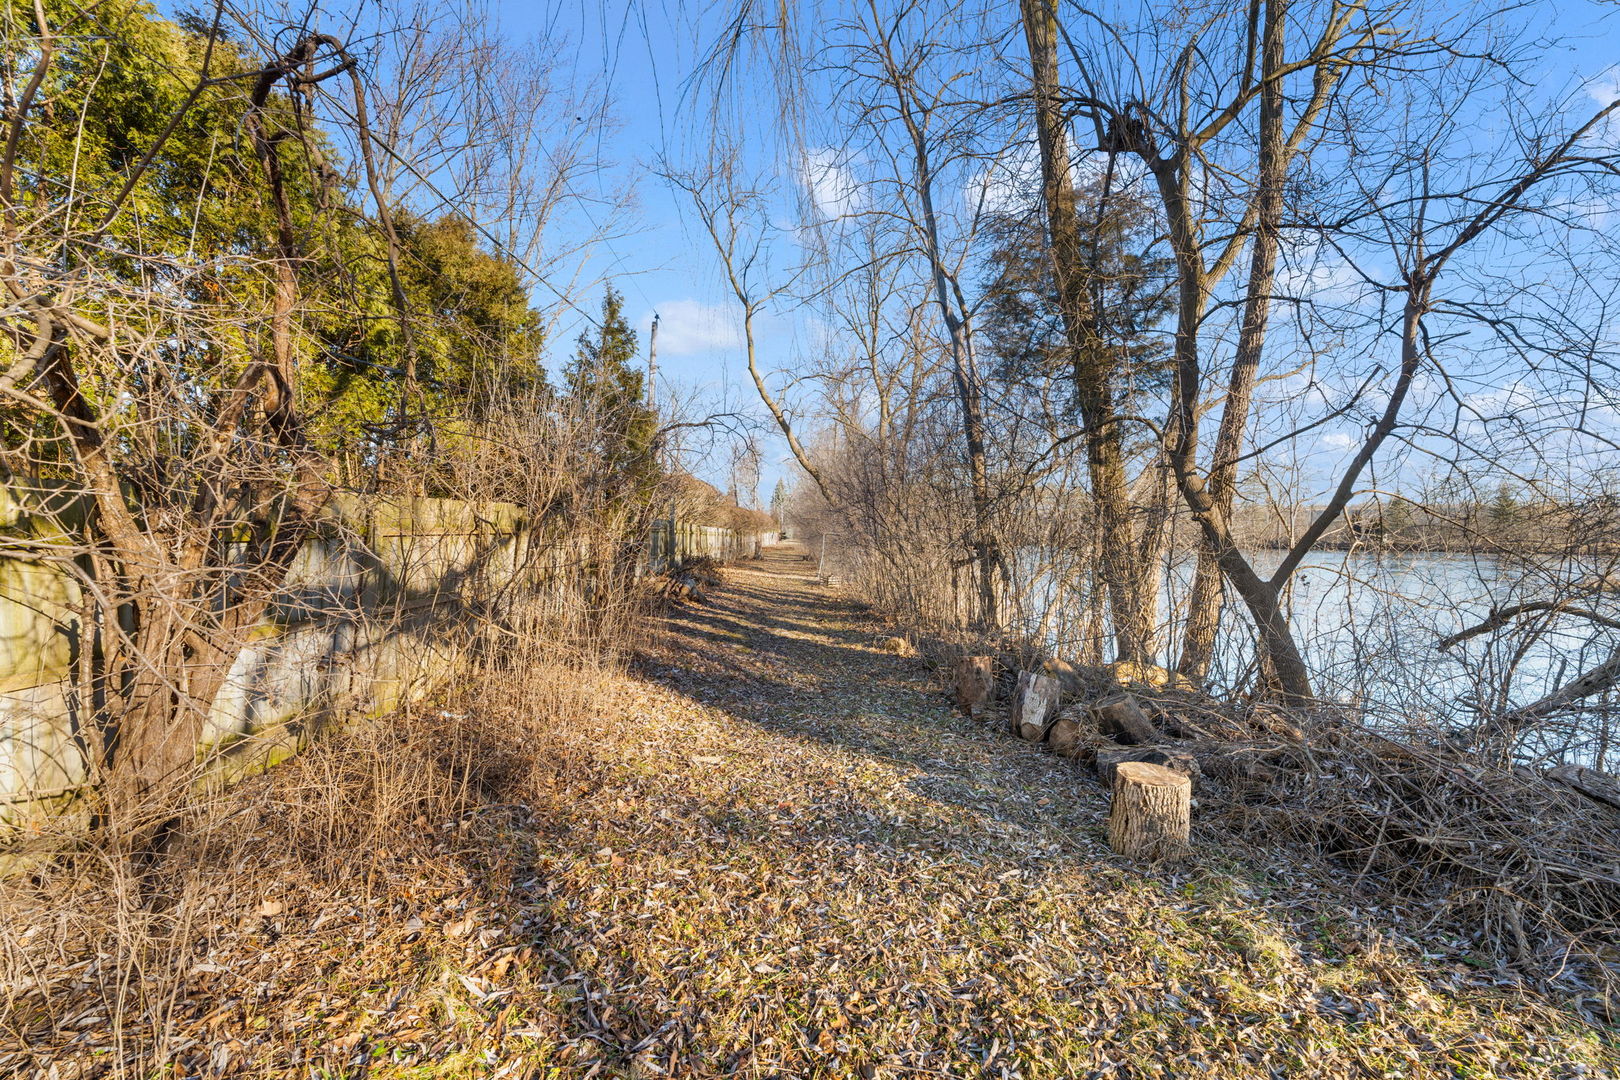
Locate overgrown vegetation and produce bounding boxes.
[9,553,1617,1077]
[688,0,1620,1029]
[5,0,1620,1073]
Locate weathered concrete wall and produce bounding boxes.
[647,520,779,569]
[0,494,535,824]
[0,496,766,824]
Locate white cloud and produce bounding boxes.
[1459,378,1534,417]
[969,144,1041,217]
[1319,431,1358,450]
[1565,193,1620,230]
[1586,66,1620,109]
[1275,243,1365,305]
[647,299,743,356]
[801,147,865,221]
[967,143,1154,220]
[1583,65,1620,144]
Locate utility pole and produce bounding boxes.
[647,311,678,568]
[647,312,659,408]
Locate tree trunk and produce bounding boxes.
[1019,0,1151,664]
[1177,547,1224,683]
[1176,0,1287,682]
[890,85,1000,633]
[1106,761,1192,860]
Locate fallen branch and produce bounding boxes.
[1439,601,1620,650]
[1548,763,1620,813]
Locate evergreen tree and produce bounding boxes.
[566,285,659,503]
[1384,497,1415,538]
[1489,482,1521,530]
[980,189,1173,424]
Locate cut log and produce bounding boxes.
[1010,671,1061,741]
[952,656,995,717]
[1548,763,1620,812]
[1046,707,1110,761]
[1095,747,1201,788]
[1046,716,1084,758]
[1038,657,1197,697]
[1106,762,1192,860]
[1197,743,1284,786]
[1106,660,1196,692]
[1092,695,1158,745]
[1038,657,1113,699]
[877,635,915,657]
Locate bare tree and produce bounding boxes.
[660,149,836,509]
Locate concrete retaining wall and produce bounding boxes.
[647,520,779,568]
[0,496,758,825]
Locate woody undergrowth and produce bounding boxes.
[2,554,1617,1078]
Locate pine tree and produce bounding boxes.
[1489,482,1520,530]
[566,285,659,504]
[980,187,1174,422]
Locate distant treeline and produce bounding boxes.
[1234,493,1620,556]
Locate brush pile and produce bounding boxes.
[658,556,726,605]
[951,652,1620,1003]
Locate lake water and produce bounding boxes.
[1153,550,1620,765]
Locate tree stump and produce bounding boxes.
[1106,761,1191,860]
[952,656,995,717]
[1010,671,1060,740]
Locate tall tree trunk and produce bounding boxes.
[884,69,1001,631]
[943,308,1000,632]
[1176,0,1288,682]
[1142,0,1316,703]
[1127,452,1175,660]
[1019,0,1151,663]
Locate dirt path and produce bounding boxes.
[510,545,1611,1078]
[12,546,1612,1079]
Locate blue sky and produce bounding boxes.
[485,0,819,503]
[166,0,1620,506]
[493,11,763,376]
[479,0,1620,507]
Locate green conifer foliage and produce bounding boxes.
[566,285,659,506]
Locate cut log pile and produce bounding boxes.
[951,654,1212,766]
[659,556,726,605]
[941,649,1620,928]
[947,654,1221,859]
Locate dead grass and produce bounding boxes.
[2,546,1616,1078]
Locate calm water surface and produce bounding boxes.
[1148,550,1620,762]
